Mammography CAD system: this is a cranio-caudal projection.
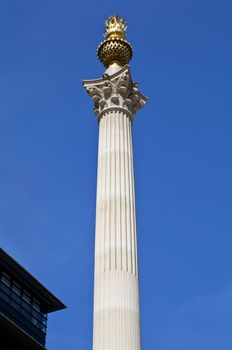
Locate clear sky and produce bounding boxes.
[0,0,231,349]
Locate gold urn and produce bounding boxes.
[97,16,133,68]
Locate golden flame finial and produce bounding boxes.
[97,15,133,68]
[105,15,127,40]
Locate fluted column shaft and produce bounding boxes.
[93,110,140,350]
[83,65,147,350]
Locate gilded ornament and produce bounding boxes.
[97,15,133,68]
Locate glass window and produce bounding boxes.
[22,290,31,304]
[11,282,21,310]
[11,299,20,311]
[0,272,11,301]
[12,281,21,295]
[1,272,11,287]
[32,298,40,311]
[0,284,10,301]
[21,290,32,318]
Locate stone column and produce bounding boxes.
[83,65,147,350]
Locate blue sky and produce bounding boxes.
[0,0,231,349]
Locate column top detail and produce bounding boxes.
[83,66,148,122]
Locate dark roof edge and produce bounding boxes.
[0,248,66,313]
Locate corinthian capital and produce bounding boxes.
[83,65,148,122]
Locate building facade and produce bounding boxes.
[0,248,66,349]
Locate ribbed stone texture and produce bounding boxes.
[83,66,147,350]
[94,110,139,350]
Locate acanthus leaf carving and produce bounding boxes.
[83,66,147,121]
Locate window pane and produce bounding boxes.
[32,300,40,311]
[11,298,20,311]
[22,290,31,303]
[0,283,11,297]
[0,287,10,302]
[1,273,11,287]
[12,292,20,303]
[21,299,31,312]
[12,282,21,295]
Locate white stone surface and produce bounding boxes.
[83,66,147,350]
[105,63,122,75]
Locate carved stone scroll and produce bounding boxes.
[83,65,147,122]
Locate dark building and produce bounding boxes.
[0,248,66,349]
